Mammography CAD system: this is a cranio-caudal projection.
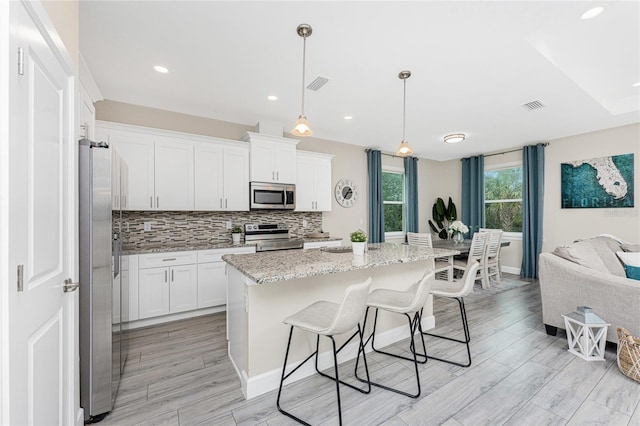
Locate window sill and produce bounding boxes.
[503,232,522,241]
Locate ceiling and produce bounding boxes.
[80,1,640,161]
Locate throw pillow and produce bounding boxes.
[553,242,609,274]
[622,243,640,253]
[616,251,640,280]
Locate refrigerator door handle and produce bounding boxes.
[113,233,120,279]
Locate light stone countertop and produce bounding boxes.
[122,237,343,255]
[222,242,459,284]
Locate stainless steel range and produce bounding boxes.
[244,223,304,252]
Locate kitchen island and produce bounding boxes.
[223,242,458,399]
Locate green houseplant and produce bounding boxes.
[350,230,367,255]
[231,226,242,244]
[428,197,458,240]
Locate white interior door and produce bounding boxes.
[5,1,77,425]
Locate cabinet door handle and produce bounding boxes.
[150,196,153,208]
[276,171,279,181]
[225,199,228,209]
[220,198,222,209]
[157,196,159,209]
[162,258,177,262]
[165,270,167,282]
[272,171,275,180]
[123,195,126,208]
[171,269,174,282]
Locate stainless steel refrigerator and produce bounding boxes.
[79,138,122,422]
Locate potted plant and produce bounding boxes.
[231,226,243,244]
[448,221,469,244]
[350,230,367,256]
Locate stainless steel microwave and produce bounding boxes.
[250,182,296,210]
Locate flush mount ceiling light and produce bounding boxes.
[292,24,313,137]
[581,6,605,20]
[443,133,466,144]
[395,70,414,157]
[153,65,169,74]
[633,82,640,87]
[267,95,278,101]
[344,116,353,120]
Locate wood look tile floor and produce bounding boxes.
[105,275,640,426]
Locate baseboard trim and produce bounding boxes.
[240,314,435,399]
[126,306,225,330]
[501,266,521,275]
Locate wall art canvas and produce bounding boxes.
[561,153,634,209]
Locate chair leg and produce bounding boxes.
[423,297,472,367]
[359,308,424,398]
[316,326,371,394]
[277,326,313,426]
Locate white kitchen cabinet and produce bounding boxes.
[295,151,334,212]
[197,246,255,309]
[138,251,198,319]
[194,141,249,211]
[242,132,299,184]
[303,240,342,249]
[154,137,194,210]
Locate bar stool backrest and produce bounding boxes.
[456,261,481,297]
[467,232,489,265]
[326,277,372,335]
[405,271,436,313]
[407,232,433,248]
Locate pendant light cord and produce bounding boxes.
[301,35,307,115]
[402,77,406,141]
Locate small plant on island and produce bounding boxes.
[350,230,367,243]
[231,226,242,234]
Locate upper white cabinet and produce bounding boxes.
[97,121,250,211]
[295,151,333,212]
[154,137,194,210]
[242,132,299,184]
[194,142,249,211]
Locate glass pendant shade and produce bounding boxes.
[292,115,313,137]
[396,140,413,156]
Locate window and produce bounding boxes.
[484,163,522,233]
[382,169,405,236]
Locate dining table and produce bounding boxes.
[431,239,511,254]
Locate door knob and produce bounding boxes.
[63,278,80,293]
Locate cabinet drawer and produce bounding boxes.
[304,240,342,249]
[139,251,198,269]
[198,246,256,263]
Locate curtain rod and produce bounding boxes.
[364,148,419,160]
[483,142,549,158]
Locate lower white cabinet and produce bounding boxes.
[132,246,256,323]
[138,251,198,320]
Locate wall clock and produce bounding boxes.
[335,179,357,208]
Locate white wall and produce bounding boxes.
[543,123,640,252]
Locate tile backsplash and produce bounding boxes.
[118,210,322,250]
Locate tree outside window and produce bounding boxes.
[484,164,523,233]
[382,170,405,234]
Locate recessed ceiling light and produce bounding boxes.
[344,116,353,120]
[581,6,605,20]
[633,82,640,87]
[443,133,466,144]
[153,65,169,74]
[267,95,278,101]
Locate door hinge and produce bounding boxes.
[17,47,24,76]
[17,264,24,292]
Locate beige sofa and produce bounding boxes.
[539,236,640,343]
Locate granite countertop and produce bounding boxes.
[222,242,459,284]
[122,241,257,255]
[122,237,343,255]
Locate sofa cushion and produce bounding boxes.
[592,237,627,277]
[617,251,640,281]
[622,243,640,253]
[553,242,610,274]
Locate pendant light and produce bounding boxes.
[292,24,313,137]
[396,70,413,156]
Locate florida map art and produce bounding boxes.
[561,153,634,209]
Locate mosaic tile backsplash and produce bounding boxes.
[117,210,323,250]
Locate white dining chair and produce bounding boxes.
[453,232,489,288]
[407,232,453,281]
[483,230,503,284]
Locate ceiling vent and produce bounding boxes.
[523,100,545,110]
[307,76,329,91]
